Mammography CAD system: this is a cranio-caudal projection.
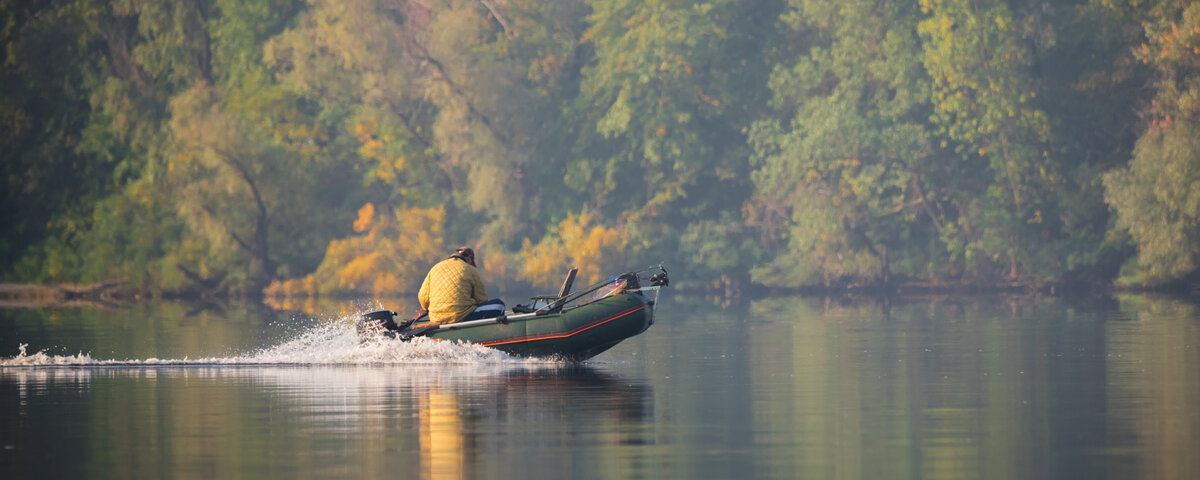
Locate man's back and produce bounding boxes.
[418,257,488,324]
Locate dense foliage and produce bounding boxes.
[2,0,1196,295]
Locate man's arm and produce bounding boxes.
[469,268,488,304]
[418,272,431,310]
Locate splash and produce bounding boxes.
[2,344,97,366]
[1,315,563,367]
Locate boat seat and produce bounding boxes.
[527,267,578,313]
[557,267,578,297]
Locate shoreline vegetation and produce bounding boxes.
[0,281,125,309]
[3,1,1198,298]
[2,277,1196,312]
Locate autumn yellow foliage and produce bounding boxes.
[265,204,447,298]
[352,202,374,232]
[515,211,626,287]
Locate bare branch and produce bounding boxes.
[479,0,511,37]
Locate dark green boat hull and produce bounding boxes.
[423,292,655,361]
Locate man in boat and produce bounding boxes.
[417,247,505,324]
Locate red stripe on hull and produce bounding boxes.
[479,304,648,348]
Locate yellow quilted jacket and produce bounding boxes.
[418,257,488,324]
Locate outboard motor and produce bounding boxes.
[357,309,398,336]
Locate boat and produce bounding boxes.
[357,265,669,361]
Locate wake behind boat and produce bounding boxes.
[357,265,669,361]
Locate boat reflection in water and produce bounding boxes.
[415,365,654,480]
[421,386,464,480]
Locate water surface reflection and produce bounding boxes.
[2,294,1198,479]
[1,364,653,479]
[740,294,1198,480]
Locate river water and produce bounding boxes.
[1,293,1197,479]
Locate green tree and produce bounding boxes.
[747,0,937,287]
[1103,1,1200,285]
[574,0,777,288]
[8,0,343,294]
[1026,1,1145,285]
[1,0,107,276]
[5,0,183,286]
[158,0,357,293]
[750,0,1122,288]
[917,0,1058,281]
[268,0,551,249]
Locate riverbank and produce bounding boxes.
[2,275,1195,311]
[0,281,124,309]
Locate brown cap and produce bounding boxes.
[453,247,476,267]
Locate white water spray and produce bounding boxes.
[1,314,563,367]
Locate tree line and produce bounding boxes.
[2,0,1197,297]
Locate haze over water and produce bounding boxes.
[2,294,1197,479]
